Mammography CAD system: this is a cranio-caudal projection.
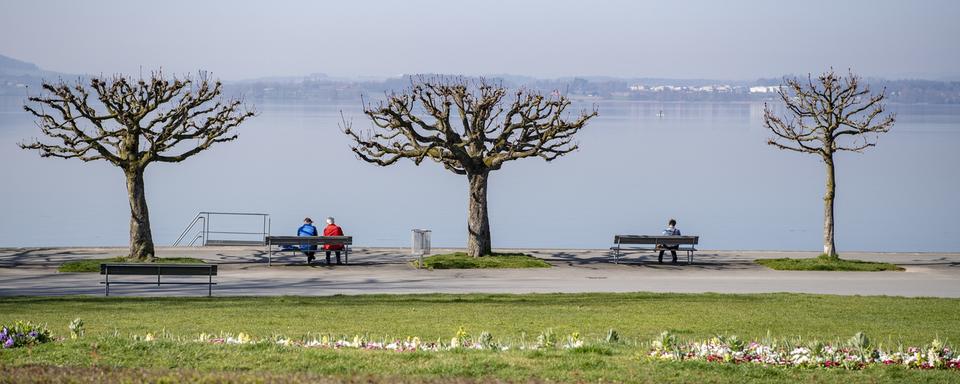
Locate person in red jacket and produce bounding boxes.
[323,216,345,265]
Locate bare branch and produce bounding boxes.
[345,76,597,175]
[20,72,256,168]
[764,69,894,158]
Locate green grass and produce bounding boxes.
[1,293,959,382]
[755,254,904,271]
[415,252,551,269]
[57,257,206,272]
[2,352,957,383]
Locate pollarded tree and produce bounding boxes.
[20,72,255,261]
[344,77,597,257]
[763,69,895,259]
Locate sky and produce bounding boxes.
[1,0,958,81]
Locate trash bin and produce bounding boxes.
[411,229,432,268]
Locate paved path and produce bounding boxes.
[1,247,958,297]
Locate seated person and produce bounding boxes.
[297,217,319,263]
[323,216,345,265]
[658,219,681,264]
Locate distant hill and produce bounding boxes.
[0,53,59,77]
[3,52,959,103]
[0,54,73,95]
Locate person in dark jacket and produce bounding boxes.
[297,217,319,263]
[658,219,681,263]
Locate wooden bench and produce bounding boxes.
[610,235,699,264]
[100,263,217,297]
[264,236,352,266]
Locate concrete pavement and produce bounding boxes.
[0,247,958,297]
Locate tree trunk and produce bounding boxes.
[822,157,838,259]
[466,171,492,257]
[125,168,155,261]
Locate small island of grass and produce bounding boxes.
[58,257,206,273]
[755,254,903,272]
[415,252,550,269]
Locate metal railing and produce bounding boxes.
[173,212,270,246]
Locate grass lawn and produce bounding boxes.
[755,254,903,271]
[57,257,206,273]
[1,293,959,382]
[415,252,550,269]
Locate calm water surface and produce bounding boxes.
[1,97,958,251]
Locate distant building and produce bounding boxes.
[750,86,780,93]
[650,85,683,92]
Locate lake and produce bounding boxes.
[1,97,958,252]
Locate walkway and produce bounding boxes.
[1,247,958,297]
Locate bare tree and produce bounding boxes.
[20,72,255,261]
[344,77,597,257]
[763,69,895,258]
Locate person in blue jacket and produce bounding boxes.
[298,217,319,263]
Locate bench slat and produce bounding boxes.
[100,282,217,285]
[611,247,697,251]
[614,235,698,245]
[100,264,217,276]
[265,236,353,246]
[610,235,700,265]
[100,263,216,297]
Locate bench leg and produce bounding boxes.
[209,272,213,297]
[105,272,109,297]
[268,245,272,267]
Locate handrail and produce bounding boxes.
[173,214,205,247]
[173,212,270,247]
[205,230,268,235]
[198,211,269,216]
[187,232,204,247]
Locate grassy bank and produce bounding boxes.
[2,293,958,382]
[58,257,206,273]
[756,254,903,271]
[415,253,550,269]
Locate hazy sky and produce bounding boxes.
[1,0,958,81]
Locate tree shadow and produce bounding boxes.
[219,248,415,269]
[0,248,114,267]
[534,250,759,271]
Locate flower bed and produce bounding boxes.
[0,321,52,349]
[190,327,584,352]
[647,331,960,370]
[145,329,959,370]
[8,318,959,372]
